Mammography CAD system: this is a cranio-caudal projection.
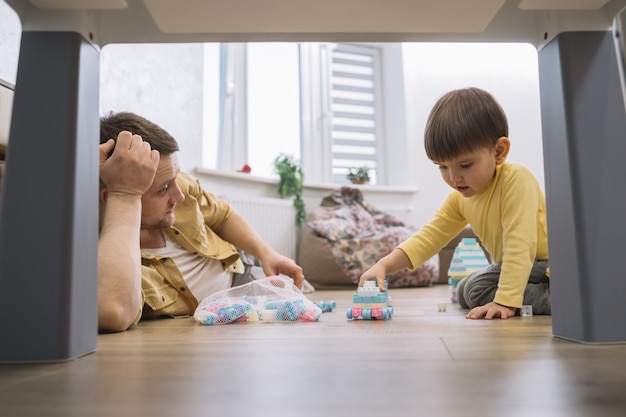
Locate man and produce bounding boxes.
[98,112,304,332]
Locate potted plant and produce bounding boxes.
[273,154,306,227]
[347,167,371,184]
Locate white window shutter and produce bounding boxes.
[326,44,383,184]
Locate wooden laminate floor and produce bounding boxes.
[1,284,626,417]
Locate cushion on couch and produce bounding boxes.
[298,187,439,289]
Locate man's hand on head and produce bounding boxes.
[100,131,160,198]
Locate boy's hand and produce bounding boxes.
[357,263,387,292]
[466,302,517,320]
[357,249,411,292]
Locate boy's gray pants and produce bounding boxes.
[457,261,551,315]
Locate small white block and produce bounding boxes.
[260,310,277,321]
[437,303,447,312]
[521,305,533,317]
[357,288,379,297]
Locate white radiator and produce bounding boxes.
[222,196,415,261]
[222,196,298,260]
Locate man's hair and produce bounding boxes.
[100,111,180,155]
[424,87,508,162]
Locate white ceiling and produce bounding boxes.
[25,0,613,12]
[517,0,610,9]
[142,0,506,34]
[29,0,127,8]
[7,0,626,47]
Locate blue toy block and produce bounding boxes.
[447,238,490,303]
[347,280,393,321]
[313,300,336,313]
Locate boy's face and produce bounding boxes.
[140,152,185,229]
[433,139,508,198]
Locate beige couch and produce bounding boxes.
[299,222,484,289]
[297,187,489,289]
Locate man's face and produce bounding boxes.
[140,152,185,229]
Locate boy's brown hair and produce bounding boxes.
[100,111,180,155]
[424,87,508,162]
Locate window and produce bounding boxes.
[210,42,384,184]
[325,44,382,184]
[99,42,387,185]
[247,43,301,177]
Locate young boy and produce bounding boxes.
[357,87,550,320]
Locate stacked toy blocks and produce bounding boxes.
[347,280,393,320]
[448,238,490,303]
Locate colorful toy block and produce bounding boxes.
[346,280,393,320]
[448,237,490,303]
[313,300,337,313]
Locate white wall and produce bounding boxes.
[100,43,206,173]
[0,1,20,87]
[0,1,20,148]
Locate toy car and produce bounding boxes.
[346,280,393,320]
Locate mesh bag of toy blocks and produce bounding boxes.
[194,275,322,325]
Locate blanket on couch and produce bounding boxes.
[299,187,438,289]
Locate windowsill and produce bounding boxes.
[194,167,419,194]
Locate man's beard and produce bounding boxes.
[141,217,174,230]
[141,205,176,230]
